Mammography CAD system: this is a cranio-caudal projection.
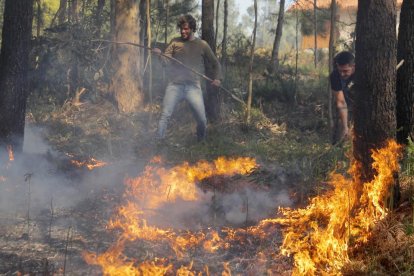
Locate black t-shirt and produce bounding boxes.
[330,70,354,109]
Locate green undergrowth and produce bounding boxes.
[27,81,414,275]
[28,91,350,198]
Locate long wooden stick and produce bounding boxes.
[92,39,246,105]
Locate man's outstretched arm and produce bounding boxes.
[334,90,350,140]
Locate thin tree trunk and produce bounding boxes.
[161,0,169,85]
[271,0,285,73]
[328,0,337,141]
[50,0,67,27]
[396,0,414,144]
[164,0,169,45]
[95,0,105,36]
[293,4,299,105]
[139,0,146,56]
[58,0,67,25]
[221,0,228,69]
[146,0,152,104]
[214,0,220,48]
[110,0,115,40]
[202,0,222,122]
[313,0,318,67]
[246,0,257,125]
[0,0,34,152]
[69,0,78,23]
[354,0,397,183]
[36,0,42,37]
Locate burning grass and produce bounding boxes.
[8,95,414,274]
[275,140,404,275]
[70,156,108,170]
[83,156,273,274]
[82,140,414,275]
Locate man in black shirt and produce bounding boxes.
[330,51,355,144]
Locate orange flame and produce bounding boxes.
[7,145,14,161]
[276,140,402,275]
[83,239,173,275]
[84,156,257,273]
[70,157,108,170]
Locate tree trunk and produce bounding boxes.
[164,0,169,45]
[109,0,143,113]
[139,0,146,53]
[214,0,220,48]
[95,0,105,36]
[36,0,42,37]
[313,0,318,68]
[293,5,299,105]
[221,0,228,69]
[354,0,397,183]
[246,0,257,125]
[202,0,216,53]
[328,0,337,142]
[69,0,79,23]
[271,0,285,73]
[58,0,67,25]
[0,0,34,152]
[396,0,414,144]
[146,0,152,104]
[202,0,221,122]
[110,0,116,39]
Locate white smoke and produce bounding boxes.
[145,187,292,229]
[0,125,138,221]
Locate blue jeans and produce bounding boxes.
[157,82,207,140]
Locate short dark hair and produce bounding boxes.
[334,51,355,66]
[177,14,197,32]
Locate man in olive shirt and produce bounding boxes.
[153,14,222,142]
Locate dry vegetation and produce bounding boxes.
[1,44,413,274]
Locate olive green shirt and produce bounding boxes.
[162,37,222,85]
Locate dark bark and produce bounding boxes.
[201,0,215,53]
[110,0,116,39]
[221,0,228,69]
[202,0,222,122]
[95,0,106,36]
[293,6,299,104]
[36,0,42,37]
[58,0,67,25]
[396,0,414,144]
[214,0,220,48]
[271,0,285,73]
[0,0,34,152]
[146,0,153,103]
[328,0,337,142]
[69,0,79,23]
[354,0,397,182]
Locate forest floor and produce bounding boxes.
[1,93,412,275]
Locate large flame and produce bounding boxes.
[276,140,402,275]
[84,140,402,275]
[84,156,257,273]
